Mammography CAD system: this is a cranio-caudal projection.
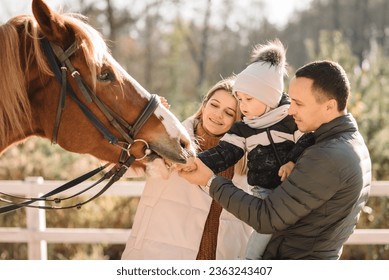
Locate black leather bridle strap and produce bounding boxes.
[51,64,67,144]
[129,94,160,136]
[51,42,92,103]
[41,37,161,148]
[41,38,119,144]
[49,41,136,144]
[0,163,110,213]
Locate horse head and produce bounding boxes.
[0,0,194,169]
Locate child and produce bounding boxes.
[184,39,314,259]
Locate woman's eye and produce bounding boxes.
[97,70,115,82]
[293,101,302,107]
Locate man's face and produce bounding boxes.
[288,77,329,132]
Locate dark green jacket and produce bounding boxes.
[209,114,371,259]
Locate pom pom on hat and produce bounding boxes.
[234,39,287,108]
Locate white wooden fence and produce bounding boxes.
[1,178,389,260]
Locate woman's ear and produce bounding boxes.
[200,103,206,115]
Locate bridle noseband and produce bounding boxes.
[0,37,160,214]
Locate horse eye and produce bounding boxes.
[97,70,115,82]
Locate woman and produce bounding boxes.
[121,77,251,260]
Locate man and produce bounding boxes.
[179,60,371,259]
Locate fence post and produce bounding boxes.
[25,176,47,260]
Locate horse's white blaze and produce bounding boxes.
[112,59,149,99]
[154,105,191,141]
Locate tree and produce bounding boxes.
[280,0,388,68]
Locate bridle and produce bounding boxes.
[44,37,159,158]
[0,37,160,214]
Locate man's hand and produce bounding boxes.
[178,158,214,186]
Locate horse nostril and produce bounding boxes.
[180,137,189,149]
[180,134,194,151]
[179,135,196,159]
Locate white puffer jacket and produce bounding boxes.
[121,118,252,260]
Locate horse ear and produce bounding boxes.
[32,0,72,44]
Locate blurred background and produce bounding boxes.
[0,0,388,259]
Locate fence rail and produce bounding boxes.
[1,178,388,259]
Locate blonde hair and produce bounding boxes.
[192,76,247,175]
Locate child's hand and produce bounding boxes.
[159,96,171,109]
[173,157,198,172]
[278,161,295,182]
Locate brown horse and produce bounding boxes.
[0,0,193,171]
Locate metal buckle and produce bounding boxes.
[125,139,151,161]
[71,70,80,77]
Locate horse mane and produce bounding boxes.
[0,11,120,148]
[0,18,32,147]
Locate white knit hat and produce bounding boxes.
[233,39,287,109]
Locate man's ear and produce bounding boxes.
[326,99,338,113]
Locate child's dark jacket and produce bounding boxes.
[198,94,314,189]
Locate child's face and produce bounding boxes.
[236,91,268,119]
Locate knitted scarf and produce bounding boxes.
[195,122,235,260]
[243,103,289,129]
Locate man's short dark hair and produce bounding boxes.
[295,60,350,111]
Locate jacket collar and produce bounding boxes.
[313,113,358,143]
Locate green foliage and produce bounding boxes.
[0,244,27,260]
[47,243,125,260]
[0,137,101,180]
[158,19,202,120]
[45,197,139,229]
[342,198,389,260]
[341,245,389,260]
[352,48,389,180]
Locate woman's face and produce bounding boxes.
[201,89,237,136]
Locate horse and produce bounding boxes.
[0,0,194,211]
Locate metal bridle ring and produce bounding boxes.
[127,139,152,161]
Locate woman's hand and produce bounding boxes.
[159,96,171,109]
